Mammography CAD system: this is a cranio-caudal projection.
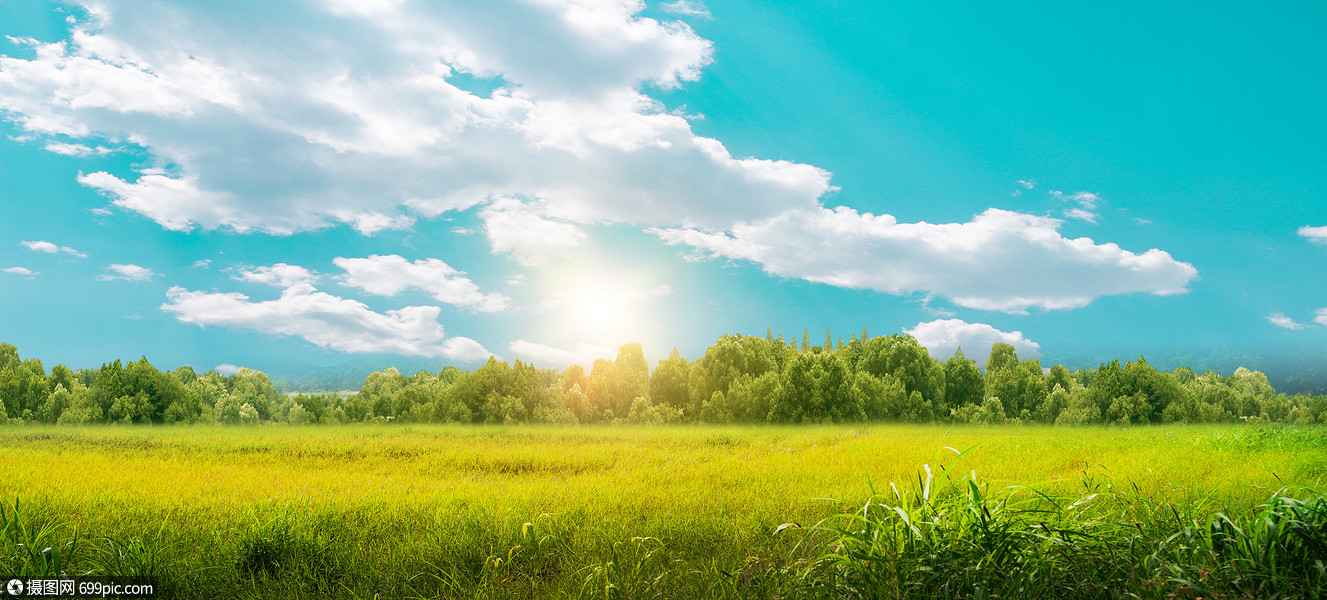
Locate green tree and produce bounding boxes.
[449,358,516,422]
[724,371,781,422]
[56,386,100,425]
[1118,357,1185,423]
[985,343,1019,374]
[120,357,192,423]
[770,351,861,423]
[359,368,407,418]
[687,335,779,417]
[853,371,906,421]
[595,344,649,418]
[41,384,73,423]
[393,375,446,422]
[649,348,690,410]
[228,368,279,421]
[983,353,1047,420]
[1088,360,1123,416]
[943,348,984,412]
[1055,385,1101,425]
[48,364,76,396]
[0,358,49,420]
[858,335,945,412]
[1228,367,1276,418]
[1046,364,1073,396]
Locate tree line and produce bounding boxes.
[2,330,1325,426]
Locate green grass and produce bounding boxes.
[0,424,1324,598]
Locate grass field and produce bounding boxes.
[1,424,1325,598]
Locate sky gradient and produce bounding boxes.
[1,0,1324,381]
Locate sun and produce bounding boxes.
[531,260,674,352]
[567,283,630,339]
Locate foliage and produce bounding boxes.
[3,335,1327,428]
[789,461,1327,599]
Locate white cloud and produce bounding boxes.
[334,254,511,313]
[1017,179,1036,190]
[660,1,711,19]
[1315,308,1327,328]
[1299,225,1327,245]
[1051,190,1099,222]
[509,339,616,369]
[904,318,1041,368]
[161,283,492,360]
[2,266,39,277]
[1051,191,1099,210]
[1267,312,1308,330]
[651,207,1198,313]
[233,263,318,288]
[44,141,111,156]
[1065,207,1097,223]
[214,363,241,376]
[0,3,1199,314]
[0,1,831,240]
[481,198,587,266]
[98,263,156,281]
[190,259,212,269]
[20,240,58,253]
[20,240,86,257]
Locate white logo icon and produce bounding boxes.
[4,579,22,596]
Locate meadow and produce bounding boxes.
[1,423,1325,598]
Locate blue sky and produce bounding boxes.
[1,0,1325,378]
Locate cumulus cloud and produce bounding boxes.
[1299,225,1327,245]
[233,263,318,288]
[98,263,156,281]
[660,1,712,18]
[20,240,86,257]
[0,2,1199,308]
[1316,308,1327,327]
[481,198,587,266]
[905,318,1041,369]
[509,339,617,369]
[161,283,492,360]
[1266,312,1308,330]
[652,207,1198,313]
[3,266,39,277]
[0,1,830,244]
[334,254,511,313]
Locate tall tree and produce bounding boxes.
[944,347,984,410]
[650,348,690,410]
[770,351,860,423]
[986,343,1019,374]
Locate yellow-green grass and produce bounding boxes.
[1,424,1324,598]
